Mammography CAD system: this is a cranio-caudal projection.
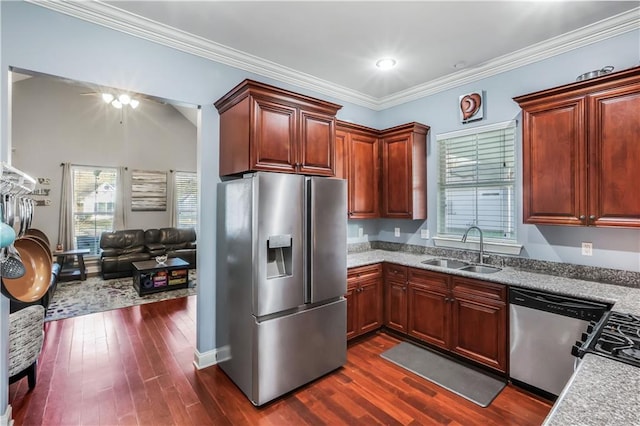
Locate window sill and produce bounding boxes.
[432,236,522,256]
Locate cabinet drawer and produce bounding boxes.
[451,277,506,302]
[384,263,407,281]
[348,264,382,281]
[408,267,449,292]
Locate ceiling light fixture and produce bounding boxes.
[375,58,397,70]
[101,92,139,109]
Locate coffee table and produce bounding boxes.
[132,257,190,296]
[54,248,91,282]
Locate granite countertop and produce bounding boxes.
[347,249,640,425]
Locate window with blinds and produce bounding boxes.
[71,165,118,255]
[436,121,516,241]
[174,171,197,228]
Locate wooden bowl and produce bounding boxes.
[1,237,51,302]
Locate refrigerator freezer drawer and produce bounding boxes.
[253,298,346,406]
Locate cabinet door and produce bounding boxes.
[451,277,507,372]
[346,278,358,340]
[334,129,349,180]
[357,277,383,335]
[384,279,407,333]
[381,133,413,218]
[349,133,379,218]
[299,110,335,176]
[408,268,449,348]
[588,85,640,227]
[521,97,587,225]
[450,295,506,372]
[408,283,449,349]
[251,98,298,173]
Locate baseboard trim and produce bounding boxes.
[0,404,13,426]
[193,345,230,370]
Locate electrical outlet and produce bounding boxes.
[394,227,401,237]
[358,227,364,238]
[581,242,593,256]
[421,229,430,239]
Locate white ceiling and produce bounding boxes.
[33,1,640,109]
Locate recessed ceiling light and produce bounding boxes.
[375,58,397,70]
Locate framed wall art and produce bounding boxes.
[459,91,485,124]
[131,169,167,211]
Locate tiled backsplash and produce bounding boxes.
[348,241,640,289]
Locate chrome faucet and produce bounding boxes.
[462,225,484,264]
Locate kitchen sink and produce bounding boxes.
[459,264,502,274]
[421,258,470,269]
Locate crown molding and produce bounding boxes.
[378,7,640,109]
[26,1,640,111]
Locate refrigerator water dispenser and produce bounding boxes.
[266,234,292,279]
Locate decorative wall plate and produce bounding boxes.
[459,91,484,123]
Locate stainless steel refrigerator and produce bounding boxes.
[216,172,347,406]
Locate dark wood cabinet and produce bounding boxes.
[383,263,408,333]
[336,120,429,219]
[347,264,383,340]
[380,264,507,373]
[407,268,450,349]
[515,66,640,228]
[450,277,507,372]
[215,79,342,177]
[336,121,380,218]
[380,123,429,219]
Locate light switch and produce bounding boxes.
[394,227,400,237]
[421,229,429,239]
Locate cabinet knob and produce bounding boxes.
[589,215,596,220]
[579,215,586,220]
[402,286,406,291]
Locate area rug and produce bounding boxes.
[381,342,506,407]
[45,270,197,322]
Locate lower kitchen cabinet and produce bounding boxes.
[347,264,383,340]
[407,268,451,349]
[382,263,508,373]
[383,263,408,333]
[451,277,507,372]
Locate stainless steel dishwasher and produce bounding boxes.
[509,287,609,397]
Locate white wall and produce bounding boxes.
[11,74,197,246]
[0,1,376,417]
[371,30,640,272]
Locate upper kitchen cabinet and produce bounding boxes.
[214,79,342,177]
[336,121,380,218]
[336,120,429,219]
[380,123,429,219]
[515,66,640,228]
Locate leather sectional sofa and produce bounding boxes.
[99,227,196,279]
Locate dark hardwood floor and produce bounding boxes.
[9,296,552,425]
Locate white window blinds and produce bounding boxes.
[436,121,516,241]
[71,166,118,255]
[174,171,197,228]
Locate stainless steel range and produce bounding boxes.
[573,311,640,367]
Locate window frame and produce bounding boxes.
[70,165,118,255]
[435,120,518,246]
[173,170,198,229]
